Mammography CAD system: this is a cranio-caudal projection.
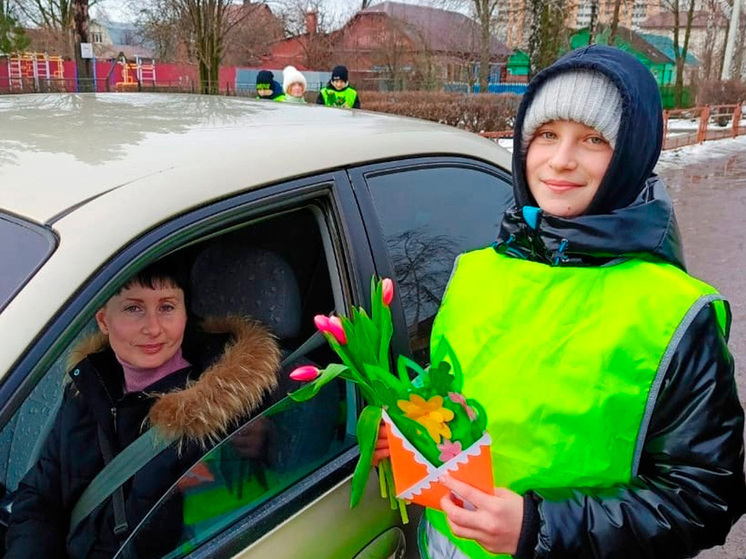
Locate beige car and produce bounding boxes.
[0,93,512,558]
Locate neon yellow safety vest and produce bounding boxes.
[426,247,728,558]
[320,87,358,108]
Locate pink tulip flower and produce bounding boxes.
[289,365,321,382]
[327,316,348,344]
[382,278,394,306]
[314,314,330,332]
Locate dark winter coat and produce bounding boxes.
[5,317,280,559]
[497,45,746,559]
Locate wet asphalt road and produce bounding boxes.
[657,143,746,559]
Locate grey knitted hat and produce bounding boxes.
[521,70,623,152]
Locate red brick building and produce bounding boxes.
[263,1,511,90]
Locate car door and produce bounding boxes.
[348,156,514,367]
[0,172,403,559]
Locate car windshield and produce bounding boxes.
[0,213,55,312]
[115,381,352,559]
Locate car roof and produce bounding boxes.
[0,93,511,224]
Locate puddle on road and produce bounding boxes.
[659,153,746,192]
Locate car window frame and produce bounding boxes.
[0,212,57,315]
[347,155,513,362]
[0,169,380,557]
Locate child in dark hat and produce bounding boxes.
[316,64,360,109]
[255,69,285,101]
[375,45,746,559]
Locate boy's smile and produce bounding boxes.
[525,120,613,218]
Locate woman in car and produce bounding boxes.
[5,256,281,558]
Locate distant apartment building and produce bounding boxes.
[501,0,664,49]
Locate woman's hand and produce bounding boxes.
[440,475,523,555]
[372,423,390,466]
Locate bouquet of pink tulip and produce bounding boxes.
[288,277,491,521]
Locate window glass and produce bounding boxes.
[0,213,55,312]
[367,165,512,365]
[115,384,349,559]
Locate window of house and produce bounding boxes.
[364,162,513,366]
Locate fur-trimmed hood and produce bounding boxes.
[68,316,281,444]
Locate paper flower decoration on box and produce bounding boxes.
[288,277,493,521]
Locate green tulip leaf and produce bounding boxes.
[350,405,382,508]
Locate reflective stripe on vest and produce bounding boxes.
[425,248,727,558]
[321,87,357,107]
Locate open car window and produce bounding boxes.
[115,380,351,559]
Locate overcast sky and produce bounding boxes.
[92,0,469,27]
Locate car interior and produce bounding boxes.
[0,203,355,557]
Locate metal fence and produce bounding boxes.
[480,104,746,151]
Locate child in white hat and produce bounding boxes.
[282,66,307,103]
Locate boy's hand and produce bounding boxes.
[440,475,523,554]
[372,423,390,466]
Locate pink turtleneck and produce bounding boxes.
[117,348,191,393]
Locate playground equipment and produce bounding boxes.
[5,52,65,92]
[116,55,156,91]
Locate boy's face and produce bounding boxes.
[257,85,273,97]
[331,78,347,91]
[525,120,613,218]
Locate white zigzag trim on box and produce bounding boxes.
[398,433,492,500]
[381,410,492,500]
[381,409,436,471]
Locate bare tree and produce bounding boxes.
[73,0,92,89]
[608,0,622,43]
[15,0,100,55]
[472,0,500,93]
[527,0,569,75]
[661,0,697,106]
[371,16,411,90]
[272,0,338,69]
[1,1,30,52]
[588,0,599,44]
[137,0,251,94]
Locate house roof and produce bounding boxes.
[574,26,673,64]
[639,10,729,29]
[614,26,673,64]
[359,1,511,58]
[639,32,699,66]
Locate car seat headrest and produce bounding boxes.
[190,245,302,339]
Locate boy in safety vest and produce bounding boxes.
[376,46,746,559]
[255,70,285,101]
[316,65,360,109]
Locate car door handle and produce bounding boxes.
[353,526,406,559]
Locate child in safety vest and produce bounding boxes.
[316,65,360,109]
[375,45,746,559]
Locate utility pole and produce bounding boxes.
[721,0,741,79]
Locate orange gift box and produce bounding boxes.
[381,410,494,510]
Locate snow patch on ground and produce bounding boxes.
[655,136,746,173]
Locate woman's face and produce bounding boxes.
[95,282,187,369]
[525,120,613,218]
[287,83,304,97]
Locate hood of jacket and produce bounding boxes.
[497,45,684,268]
[512,45,663,215]
[68,316,280,444]
[497,176,685,269]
